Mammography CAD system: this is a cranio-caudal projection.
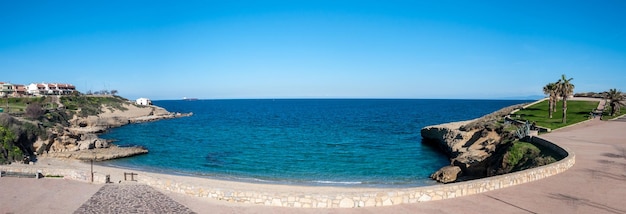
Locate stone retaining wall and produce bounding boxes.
[0,137,574,208]
[0,167,90,181]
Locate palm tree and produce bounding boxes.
[556,74,574,123]
[606,88,625,116]
[543,82,558,118]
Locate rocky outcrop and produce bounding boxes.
[68,103,191,134]
[40,146,148,161]
[33,102,190,160]
[421,120,505,183]
[430,166,462,183]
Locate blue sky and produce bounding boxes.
[1,1,625,100]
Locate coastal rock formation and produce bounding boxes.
[33,101,191,160]
[69,103,190,134]
[421,120,505,183]
[40,146,148,161]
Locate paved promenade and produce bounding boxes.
[1,116,625,213]
[74,184,195,214]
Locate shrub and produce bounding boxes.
[0,125,20,164]
[506,141,540,167]
[25,103,45,120]
[502,140,557,173]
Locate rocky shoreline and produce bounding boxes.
[34,102,191,161]
[420,103,532,183]
[39,145,149,161]
[421,119,503,183]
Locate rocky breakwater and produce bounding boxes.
[35,102,191,161]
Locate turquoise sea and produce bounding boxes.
[101,99,529,187]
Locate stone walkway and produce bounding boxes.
[74,184,196,214]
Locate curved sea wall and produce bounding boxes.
[1,136,574,208]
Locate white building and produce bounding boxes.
[27,83,76,96]
[135,98,152,106]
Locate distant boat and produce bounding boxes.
[182,97,198,101]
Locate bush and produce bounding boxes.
[0,125,20,164]
[42,111,70,128]
[503,141,556,173]
[25,103,45,120]
[0,113,48,153]
[506,141,540,167]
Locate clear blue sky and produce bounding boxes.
[1,1,625,100]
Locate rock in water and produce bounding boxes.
[430,166,462,183]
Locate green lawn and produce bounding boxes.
[511,100,599,130]
[1,97,53,113]
[2,98,28,113]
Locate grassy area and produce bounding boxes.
[511,100,599,130]
[0,97,47,113]
[507,141,540,167]
[505,140,557,172]
[60,95,128,117]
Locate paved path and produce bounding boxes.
[0,177,102,214]
[74,184,195,214]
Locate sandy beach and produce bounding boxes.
[2,116,626,213]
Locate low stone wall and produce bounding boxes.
[531,136,569,157]
[0,136,574,208]
[0,167,90,181]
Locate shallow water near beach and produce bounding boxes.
[101,99,528,187]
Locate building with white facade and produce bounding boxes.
[27,83,76,96]
[135,98,152,106]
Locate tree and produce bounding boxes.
[0,125,19,164]
[111,90,118,96]
[25,103,44,120]
[606,88,625,116]
[543,82,558,118]
[556,74,575,123]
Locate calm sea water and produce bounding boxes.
[101,99,528,187]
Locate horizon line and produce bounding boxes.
[148,97,544,101]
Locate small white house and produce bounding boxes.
[135,98,152,106]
